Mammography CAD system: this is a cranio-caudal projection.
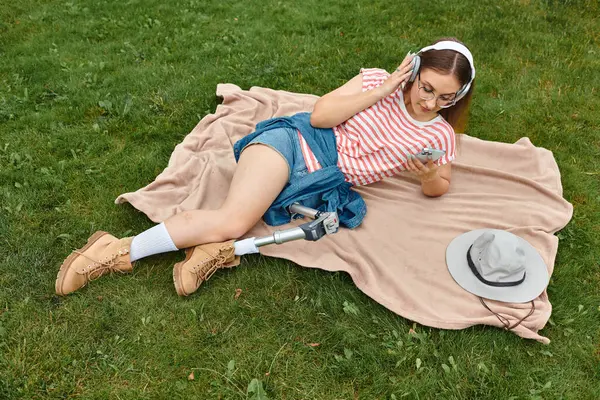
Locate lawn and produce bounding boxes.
[0,0,599,398]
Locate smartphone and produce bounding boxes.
[413,147,446,164]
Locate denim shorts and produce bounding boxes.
[240,126,309,182]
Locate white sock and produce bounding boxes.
[129,222,179,262]
[234,237,259,256]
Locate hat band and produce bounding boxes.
[466,245,526,288]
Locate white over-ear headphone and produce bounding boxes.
[407,41,476,102]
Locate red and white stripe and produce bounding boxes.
[298,68,456,186]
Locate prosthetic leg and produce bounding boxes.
[172,203,340,296]
[241,203,339,249]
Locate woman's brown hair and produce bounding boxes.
[405,37,474,133]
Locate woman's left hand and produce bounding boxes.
[406,155,439,183]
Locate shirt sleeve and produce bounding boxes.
[360,68,391,92]
[436,125,456,166]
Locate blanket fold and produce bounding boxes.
[116,83,573,344]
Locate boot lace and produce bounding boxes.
[192,246,235,287]
[74,250,130,281]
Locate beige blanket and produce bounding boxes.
[116,84,573,344]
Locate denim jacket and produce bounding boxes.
[233,112,367,229]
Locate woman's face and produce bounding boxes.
[408,68,462,119]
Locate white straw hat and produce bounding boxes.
[446,229,549,303]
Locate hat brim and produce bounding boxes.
[446,229,549,303]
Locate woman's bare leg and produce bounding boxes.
[164,144,289,249]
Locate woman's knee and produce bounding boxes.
[218,212,258,239]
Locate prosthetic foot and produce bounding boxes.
[173,240,240,297]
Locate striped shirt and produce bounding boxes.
[299,68,456,186]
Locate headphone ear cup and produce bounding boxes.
[408,55,421,83]
[454,81,471,102]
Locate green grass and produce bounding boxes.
[1,0,599,398]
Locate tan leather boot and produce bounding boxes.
[55,231,134,296]
[173,239,241,297]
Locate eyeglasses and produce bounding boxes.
[417,74,457,108]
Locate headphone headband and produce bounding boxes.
[417,41,476,101]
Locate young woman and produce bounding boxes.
[55,37,476,297]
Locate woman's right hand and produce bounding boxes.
[376,53,415,99]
